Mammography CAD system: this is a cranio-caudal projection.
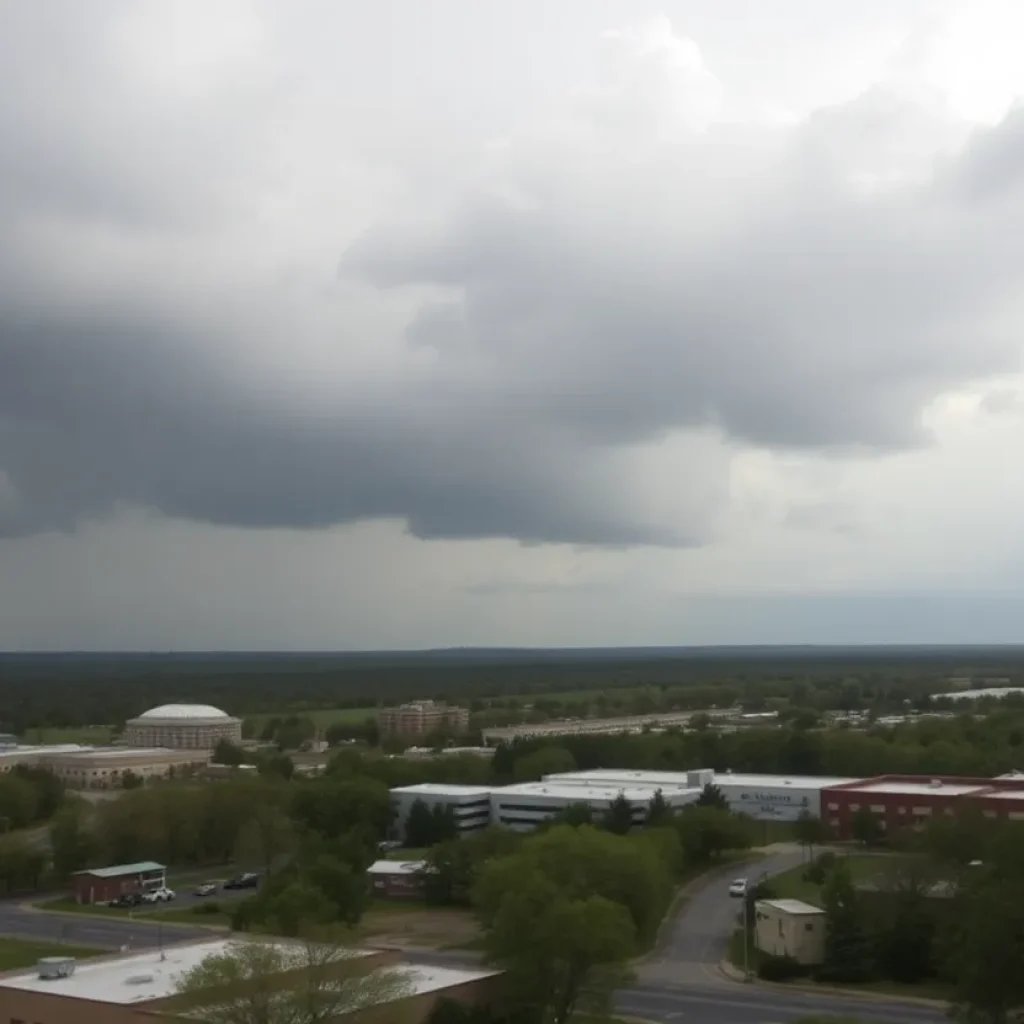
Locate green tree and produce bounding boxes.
[794,810,827,858]
[819,860,873,983]
[49,801,95,880]
[0,833,47,895]
[950,872,1024,1023]
[121,770,144,790]
[850,806,883,847]
[212,738,246,766]
[233,804,296,879]
[404,798,437,847]
[674,806,752,864]
[876,887,934,983]
[479,867,635,1024]
[512,746,577,783]
[430,804,458,844]
[553,802,593,828]
[601,794,635,835]
[173,933,411,1023]
[645,789,673,827]
[695,783,729,810]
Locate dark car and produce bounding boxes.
[223,873,259,890]
[109,892,145,908]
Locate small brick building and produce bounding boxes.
[367,860,427,899]
[70,861,166,905]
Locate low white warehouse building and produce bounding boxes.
[489,780,701,831]
[389,783,493,837]
[542,769,855,821]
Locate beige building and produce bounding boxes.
[0,743,208,789]
[754,899,826,965]
[46,747,210,789]
[0,938,500,1024]
[379,701,469,738]
[123,703,242,750]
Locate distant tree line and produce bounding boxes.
[3,648,1022,734]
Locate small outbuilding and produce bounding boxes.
[70,861,167,905]
[366,860,427,899]
[754,898,826,965]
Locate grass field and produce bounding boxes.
[20,725,115,745]
[247,707,378,729]
[768,854,895,904]
[0,937,102,971]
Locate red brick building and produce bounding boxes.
[70,861,166,904]
[821,775,1024,839]
[366,860,427,899]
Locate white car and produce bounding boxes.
[728,878,748,898]
[142,887,176,903]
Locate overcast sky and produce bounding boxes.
[4,0,1024,650]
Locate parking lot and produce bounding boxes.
[109,875,260,915]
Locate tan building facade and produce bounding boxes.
[123,703,242,751]
[754,898,826,965]
[47,748,210,789]
[379,701,469,738]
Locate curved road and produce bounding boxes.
[0,849,951,1023]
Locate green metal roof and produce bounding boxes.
[74,861,166,878]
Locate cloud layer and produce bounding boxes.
[2,5,1024,549]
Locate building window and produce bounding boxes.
[827,802,838,810]
[805,922,814,931]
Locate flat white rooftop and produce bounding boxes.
[848,780,988,797]
[977,789,1024,801]
[933,687,1024,701]
[759,898,824,915]
[0,939,376,1004]
[367,860,428,876]
[714,773,855,789]
[390,783,493,797]
[546,769,855,790]
[495,781,699,802]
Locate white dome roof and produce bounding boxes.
[136,703,230,721]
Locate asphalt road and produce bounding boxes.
[639,849,807,987]
[0,901,209,949]
[0,847,951,1023]
[404,848,949,1024]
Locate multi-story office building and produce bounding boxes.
[378,701,469,738]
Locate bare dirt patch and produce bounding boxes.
[359,907,481,949]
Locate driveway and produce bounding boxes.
[638,847,807,987]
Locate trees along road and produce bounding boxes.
[411,848,950,1024]
[0,847,950,1023]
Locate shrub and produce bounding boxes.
[192,900,222,915]
[757,953,809,981]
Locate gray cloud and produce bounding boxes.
[2,6,1024,548]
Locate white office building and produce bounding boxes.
[489,780,701,831]
[543,768,855,821]
[389,783,493,838]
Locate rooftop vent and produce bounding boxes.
[125,974,155,986]
[37,957,76,980]
[930,779,943,789]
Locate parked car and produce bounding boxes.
[141,887,176,903]
[223,873,259,890]
[728,878,748,898]
[108,892,144,908]
[193,882,218,897]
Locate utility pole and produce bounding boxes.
[743,895,751,981]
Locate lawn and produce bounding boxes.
[767,854,896,904]
[384,847,429,861]
[35,897,135,917]
[247,707,379,729]
[19,725,115,745]
[0,937,102,971]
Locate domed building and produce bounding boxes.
[123,704,242,751]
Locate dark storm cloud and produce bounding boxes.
[2,5,1024,547]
